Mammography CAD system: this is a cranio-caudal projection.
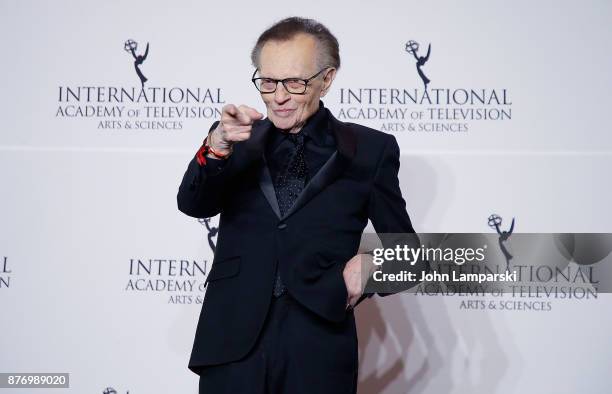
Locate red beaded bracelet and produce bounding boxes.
[195,134,232,166]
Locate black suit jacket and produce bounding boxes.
[177,108,419,374]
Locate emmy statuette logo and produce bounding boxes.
[405,40,431,90]
[488,213,515,272]
[124,39,149,88]
[199,218,218,253]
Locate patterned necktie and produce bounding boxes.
[272,132,309,296]
[275,133,309,216]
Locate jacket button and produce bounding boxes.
[277,223,287,230]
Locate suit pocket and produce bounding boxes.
[315,252,341,269]
[299,254,337,282]
[206,256,241,283]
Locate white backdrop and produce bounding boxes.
[1,1,611,393]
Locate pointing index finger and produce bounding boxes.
[243,106,264,121]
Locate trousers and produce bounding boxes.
[198,291,358,394]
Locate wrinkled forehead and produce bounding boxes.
[258,34,319,79]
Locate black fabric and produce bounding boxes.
[274,132,309,216]
[265,101,335,184]
[272,132,308,296]
[202,156,226,175]
[198,291,357,394]
[266,101,336,297]
[177,102,425,389]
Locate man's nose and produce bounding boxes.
[274,82,291,103]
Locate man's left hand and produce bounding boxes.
[343,253,377,309]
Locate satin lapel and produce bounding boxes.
[282,111,357,220]
[258,155,281,219]
[244,118,272,160]
[245,119,282,219]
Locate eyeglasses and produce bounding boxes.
[251,67,329,95]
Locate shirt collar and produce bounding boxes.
[299,100,329,146]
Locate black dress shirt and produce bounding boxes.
[265,101,336,184]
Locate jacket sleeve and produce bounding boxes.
[368,134,415,234]
[362,134,429,300]
[176,121,235,218]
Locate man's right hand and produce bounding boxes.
[207,104,264,157]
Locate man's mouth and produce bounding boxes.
[273,108,295,117]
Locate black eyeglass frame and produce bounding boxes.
[251,67,330,95]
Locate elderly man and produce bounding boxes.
[177,16,422,394]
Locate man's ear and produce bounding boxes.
[320,68,337,97]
